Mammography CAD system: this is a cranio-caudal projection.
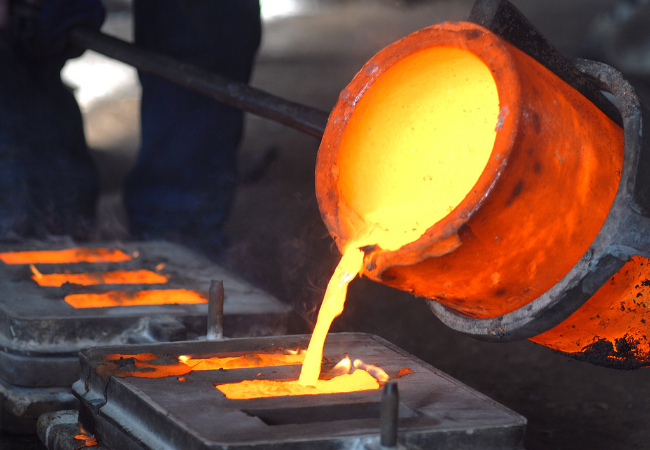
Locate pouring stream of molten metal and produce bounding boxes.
[298,47,499,386]
[298,245,365,386]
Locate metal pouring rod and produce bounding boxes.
[68,27,330,138]
[380,381,399,449]
[207,279,224,340]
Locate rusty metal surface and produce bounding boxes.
[428,59,650,341]
[71,333,525,450]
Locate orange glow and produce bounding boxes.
[316,22,624,319]
[179,353,305,370]
[394,367,414,379]
[29,264,43,280]
[31,270,168,287]
[74,434,98,448]
[216,370,379,399]
[64,289,207,308]
[99,351,385,399]
[298,246,364,386]
[337,47,498,251]
[0,248,132,264]
[531,256,650,367]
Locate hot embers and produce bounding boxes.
[72,333,526,450]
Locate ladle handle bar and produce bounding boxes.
[68,27,330,138]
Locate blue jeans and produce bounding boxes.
[0,38,98,239]
[124,0,261,248]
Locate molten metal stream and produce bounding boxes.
[0,248,132,264]
[298,245,365,386]
[296,48,500,386]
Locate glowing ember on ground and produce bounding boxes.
[394,367,414,379]
[65,289,207,308]
[31,269,168,287]
[74,433,98,448]
[216,370,379,399]
[0,248,132,264]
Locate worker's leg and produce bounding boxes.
[125,0,261,250]
[0,37,98,240]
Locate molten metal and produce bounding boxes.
[65,289,207,308]
[0,248,132,264]
[99,352,384,399]
[298,246,364,386]
[316,21,623,320]
[216,370,379,400]
[178,353,305,370]
[31,269,168,287]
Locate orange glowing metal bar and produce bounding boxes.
[65,289,207,308]
[32,269,168,287]
[216,370,380,399]
[0,248,132,264]
[180,353,304,371]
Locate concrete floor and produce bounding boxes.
[5,0,650,449]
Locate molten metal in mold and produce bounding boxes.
[178,353,304,370]
[72,334,526,450]
[101,351,306,378]
[31,269,168,286]
[215,370,379,399]
[0,248,132,264]
[65,289,207,308]
[100,351,385,399]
